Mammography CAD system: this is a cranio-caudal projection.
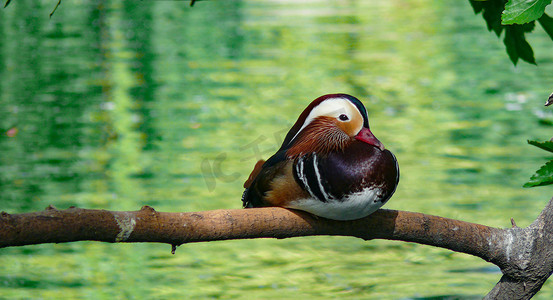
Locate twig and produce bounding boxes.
[49,0,61,18]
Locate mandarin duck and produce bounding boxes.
[242,94,399,220]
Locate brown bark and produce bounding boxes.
[2,199,553,299]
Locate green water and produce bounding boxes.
[1,0,553,298]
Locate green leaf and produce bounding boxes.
[538,13,553,41]
[469,0,484,14]
[472,0,508,36]
[503,24,537,65]
[525,140,553,188]
[524,160,553,187]
[528,140,553,153]
[502,0,552,24]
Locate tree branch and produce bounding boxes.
[2,199,553,299]
[0,205,501,255]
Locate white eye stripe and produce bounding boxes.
[289,98,359,143]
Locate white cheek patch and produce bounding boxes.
[290,98,361,144]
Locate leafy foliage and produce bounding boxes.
[502,0,552,24]
[525,140,553,187]
[539,13,553,40]
[469,0,553,65]
[528,140,553,152]
[504,23,536,65]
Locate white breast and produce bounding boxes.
[285,187,385,221]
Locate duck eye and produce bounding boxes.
[339,114,349,121]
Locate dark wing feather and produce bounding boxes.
[244,159,265,189]
[242,150,289,208]
[292,153,333,203]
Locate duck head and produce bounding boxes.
[282,94,385,158]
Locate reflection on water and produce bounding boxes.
[1,0,553,299]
